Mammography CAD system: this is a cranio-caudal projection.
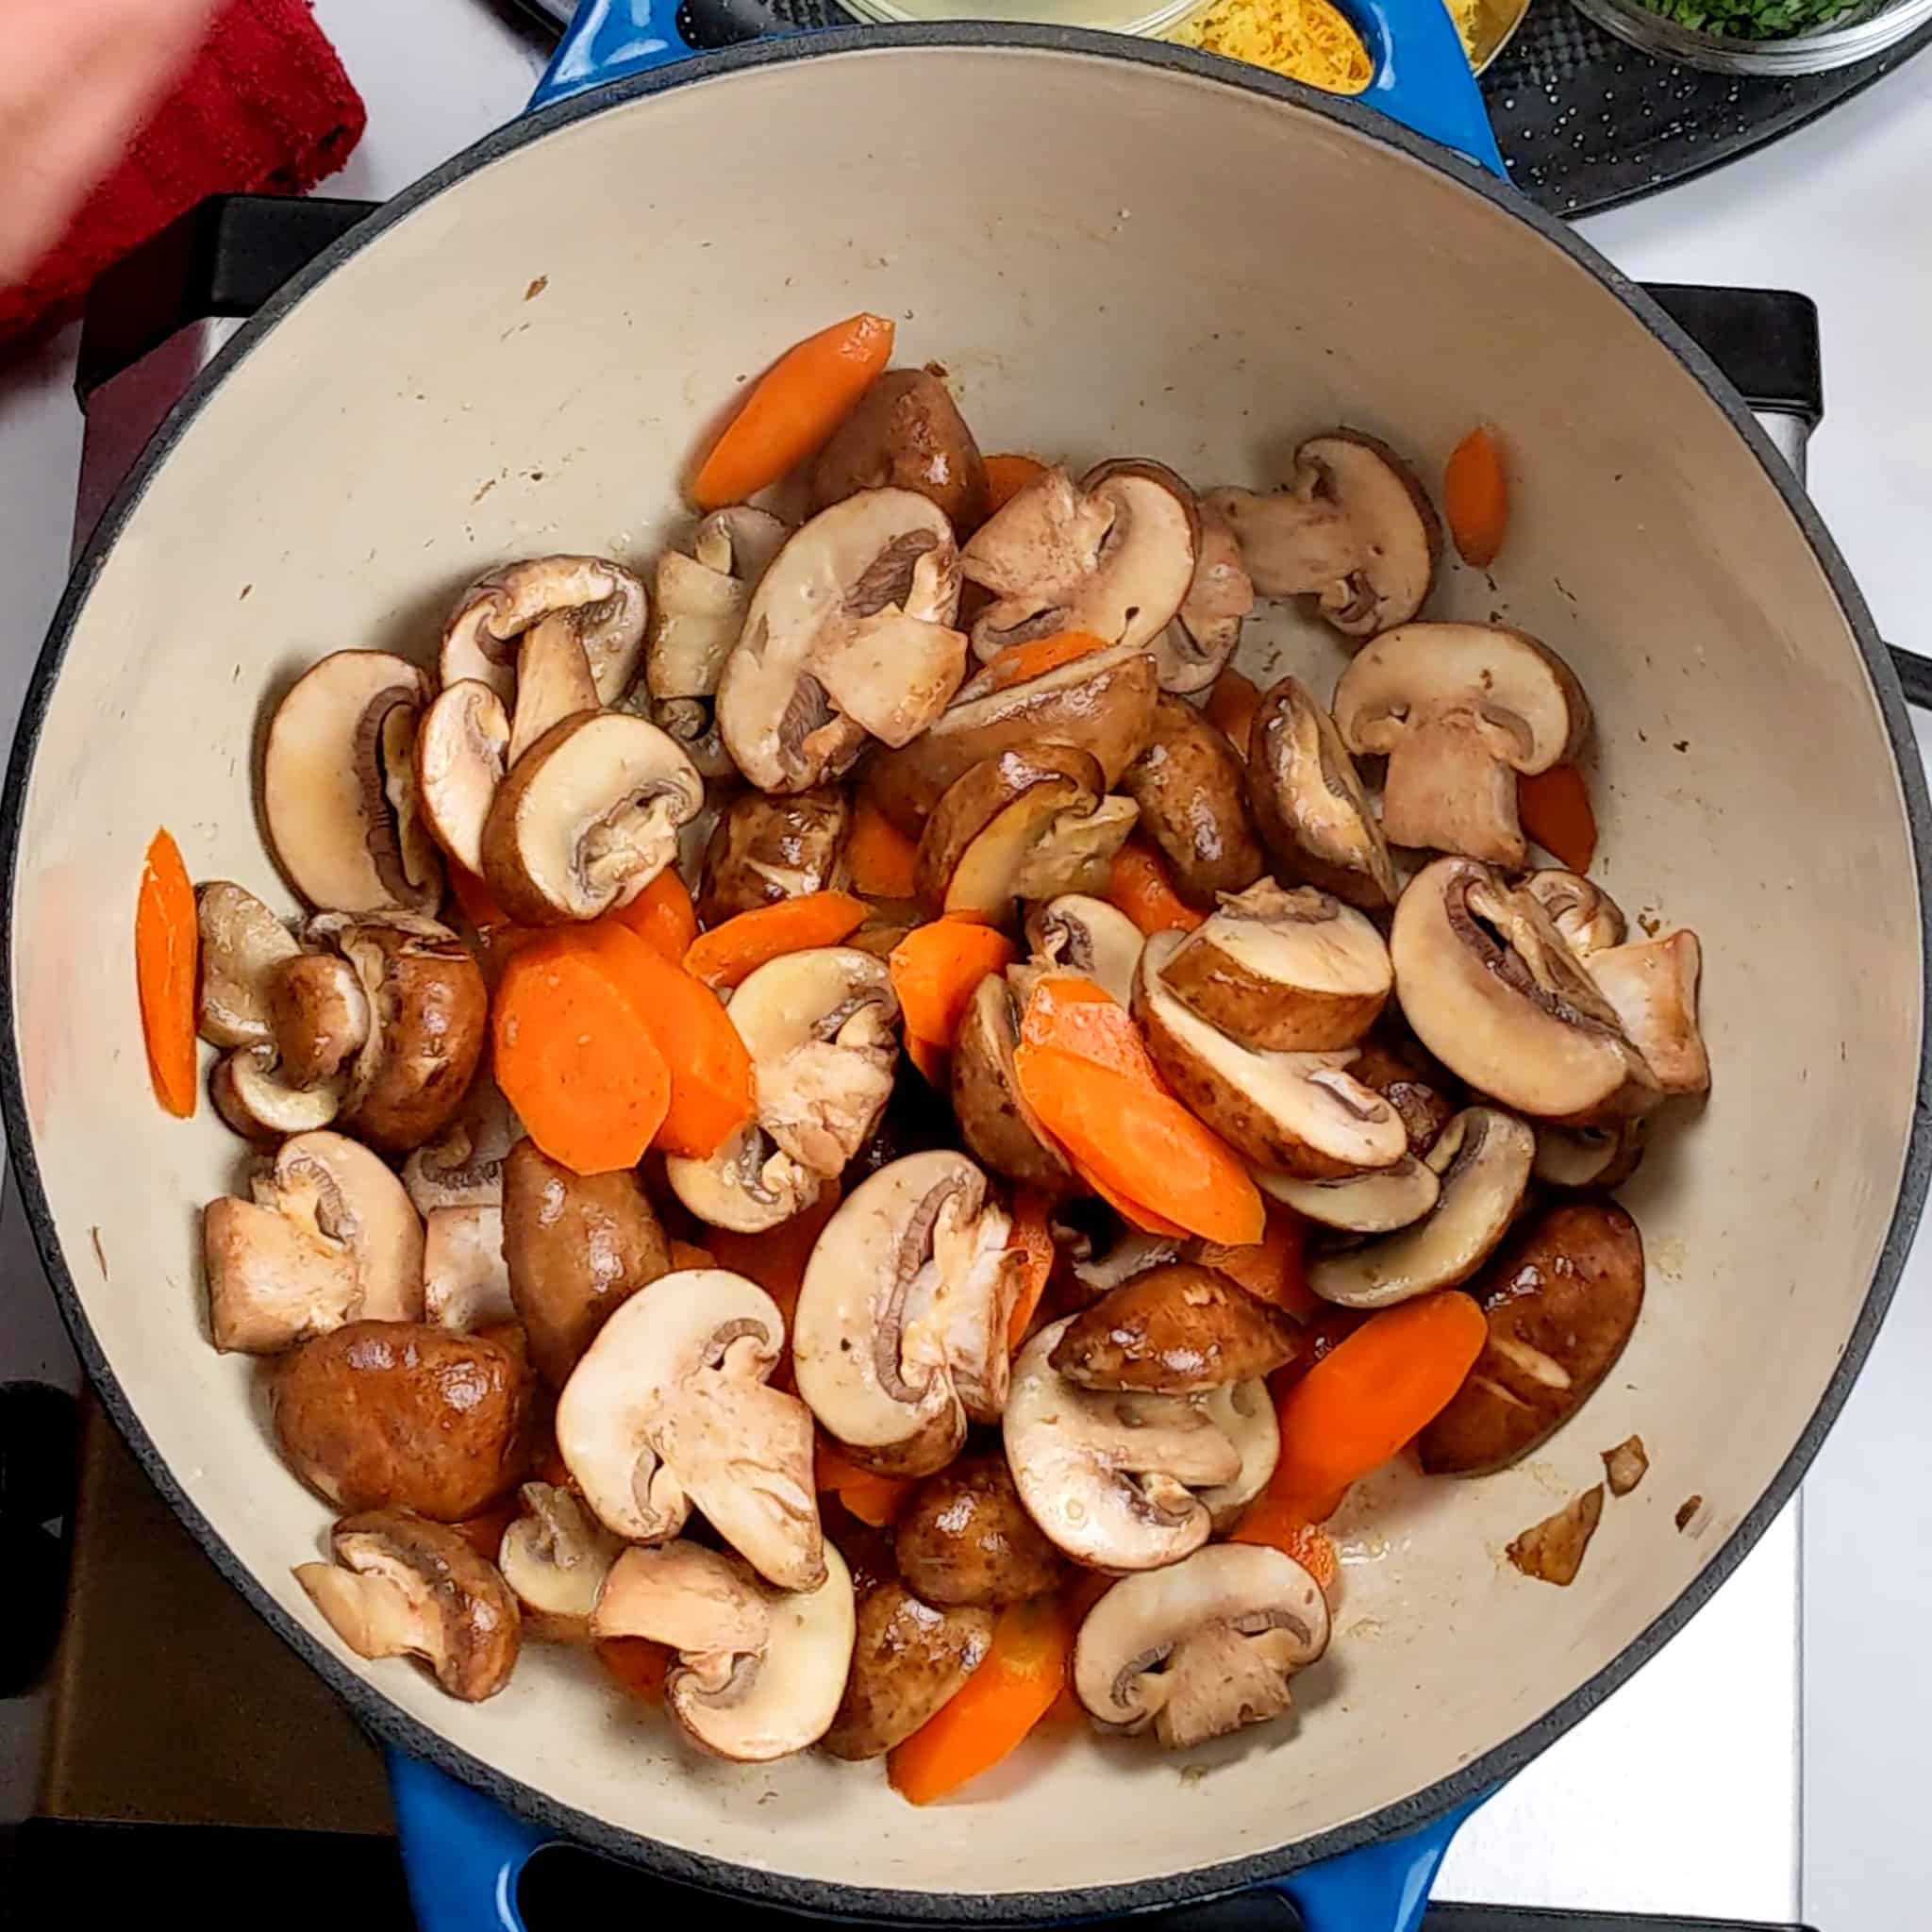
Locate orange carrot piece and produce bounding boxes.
[847,795,922,901]
[1014,1044,1263,1246]
[1228,1497,1340,1591]
[451,1494,520,1563]
[596,1637,671,1707]
[1272,1290,1489,1501]
[889,1594,1072,1805]
[905,1031,950,1090]
[573,923,752,1159]
[1019,974,1164,1087]
[685,891,867,991]
[1519,764,1598,874]
[136,829,198,1118]
[692,312,895,511]
[1444,424,1509,568]
[983,453,1049,515]
[1197,1205,1318,1320]
[1007,1189,1057,1350]
[493,934,672,1174]
[669,1239,717,1272]
[707,1182,842,1333]
[1085,1171,1191,1240]
[815,1436,913,1528]
[977,629,1109,695]
[889,921,1017,1049]
[1106,841,1206,936]
[1205,668,1261,761]
[611,869,699,963]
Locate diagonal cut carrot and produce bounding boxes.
[684,891,866,991]
[1519,764,1597,874]
[611,868,699,963]
[136,828,198,1118]
[847,795,922,901]
[889,920,1017,1049]
[1106,841,1205,937]
[1006,1188,1057,1350]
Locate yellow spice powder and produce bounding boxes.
[1169,0,1483,93]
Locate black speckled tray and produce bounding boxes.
[509,0,1929,215]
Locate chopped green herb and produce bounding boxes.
[1633,0,1856,37]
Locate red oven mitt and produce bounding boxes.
[0,0,366,348]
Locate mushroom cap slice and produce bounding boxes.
[1157,879,1391,1053]
[1072,1542,1329,1748]
[1026,894,1145,1007]
[1587,932,1709,1097]
[1195,1380,1281,1533]
[822,1579,993,1760]
[862,637,1158,834]
[499,1482,621,1638]
[1257,1157,1441,1234]
[1533,1120,1647,1191]
[441,555,649,708]
[793,1152,1022,1477]
[1070,1227,1185,1302]
[1522,869,1626,958]
[893,1452,1065,1608]
[1136,931,1407,1177]
[697,787,851,926]
[264,651,442,916]
[265,952,372,1092]
[1003,1316,1239,1571]
[209,1042,346,1143]
[196,882,301,1047]
[421,1205,513,1332]
[1390,858,1659,1124]
[1307,1106,1535,1309]
[811,368,991,533]
[717,490,966,793]
[1246,676,1398,912]
[1207,429,1440,640]
[1152,503,1253,695]
[1048,1263,1304,1393]
[557,1269,823,1590]
[480,710,702,924]
[949,973,1073,1189]
[403,1076,519,1212]
[665,1121,824,1235]
[1119,693,1265,908]
[1334,625,1591,868]
[295,1507,521,1701]
[416,680,510,876]
[650,508,790,704]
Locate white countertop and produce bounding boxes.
[2,2,1928,1923]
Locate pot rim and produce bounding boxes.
[5,25,1928,1922]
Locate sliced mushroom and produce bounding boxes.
[441,556,648,708]
[1333,625,1591,867]
[210,1042,346,1142]
[1026,894,1144,1007]
[664,1120,823,1236]
[1390,858,1659,1124]
[650,509,790,708]
[1206,430,1440,640]
[1257,1158,1441,1235]
[1157,880,1391,1053]
[1049,1264,1303,1393]
[893,1453,1065,1608]
[1533,1120,1647,1191]
[949,972,1073,1189]
[1196,1380,1281,1533]
[294,1507,519,1701]
[1246,676,1398,912]
[415,680,511,875]
[1002,1316,1240,1571]
[1071,1226,1186,1301]
[822,1580,992,1761]
[1522,869,1626,958]
[502,1140,670,1386]
[863,636,1158,834]
[195,882,300,1047]
[1307,1107,1534,1309]
[1347,1034,1458,1158]
[265,952,371,1091]
[812,369,990,532]
[1418,1201,1645,1475]
[1587,932,1709,1097]
[716,490,966,793]
[793,1152,1021,1477]
[505,614,600,767]
[422,1205,513,1331]
[480,711,702,924]
[1119,694,1265,908]
[961,460,1197,661]
[697,787,851,925]
[1073,1541,1329,1748]
[915,746,1137,920]
[591,1540,855,1762]
[556,1269,823,1589]
[263,651,442,916]
[1136,932,1407,1177]
[203,1130,424,1353]
[403,1077,519,1212]
[1152,503,1253,694]
[498,1482,621,1641]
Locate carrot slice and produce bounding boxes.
[1007,1188,1057,1350]
[136,829,198,1118]
[905,1031,950,1090]
[983,453,1049,515]
[493,934,672,1174]
[1227,1498,1340,1591]
[670,1240,718,1272]
[611,869,699,963]
[977,629,1108,695]
[1204,668,1261,761]
[847,795,922,901]
[692,312,895,511]
[1271,1290,1489,1502]
[1196,1205,1317,1320]
[1019,974,1164,1087]
[1519,764,1598,874]
[1444,424,1509,568]
[889,1594,1072,1804]
[815,1436,913,1528]
[889,921,1017,1049]
[596,1636,671,1707]
[684,890,867,991]
[706,1182,842,1334]
[1085,1171,1191,1240]
[1106,841,1205,936]
[570,923,752,1159]
[1014,1044,1262,1246]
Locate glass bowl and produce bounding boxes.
[1573,0,1932,73]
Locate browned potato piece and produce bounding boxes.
[820,1580,993,1759]
[1350,1035,1457,1157]
[812,370,990,534]
[697,787,850,927]
[1419,1202,1644,1475]
[502,1141,670,1388]
[271,1321,532,1521]
[1119,694,1264,908]
[894,1453,1064,1607]
[1049,1264,1304,1394]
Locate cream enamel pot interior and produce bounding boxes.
[5,23,1930,1932]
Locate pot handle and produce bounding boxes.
[528,0,695,108]
[1268,1792,1486,1931]
[387,1749,548,1932]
